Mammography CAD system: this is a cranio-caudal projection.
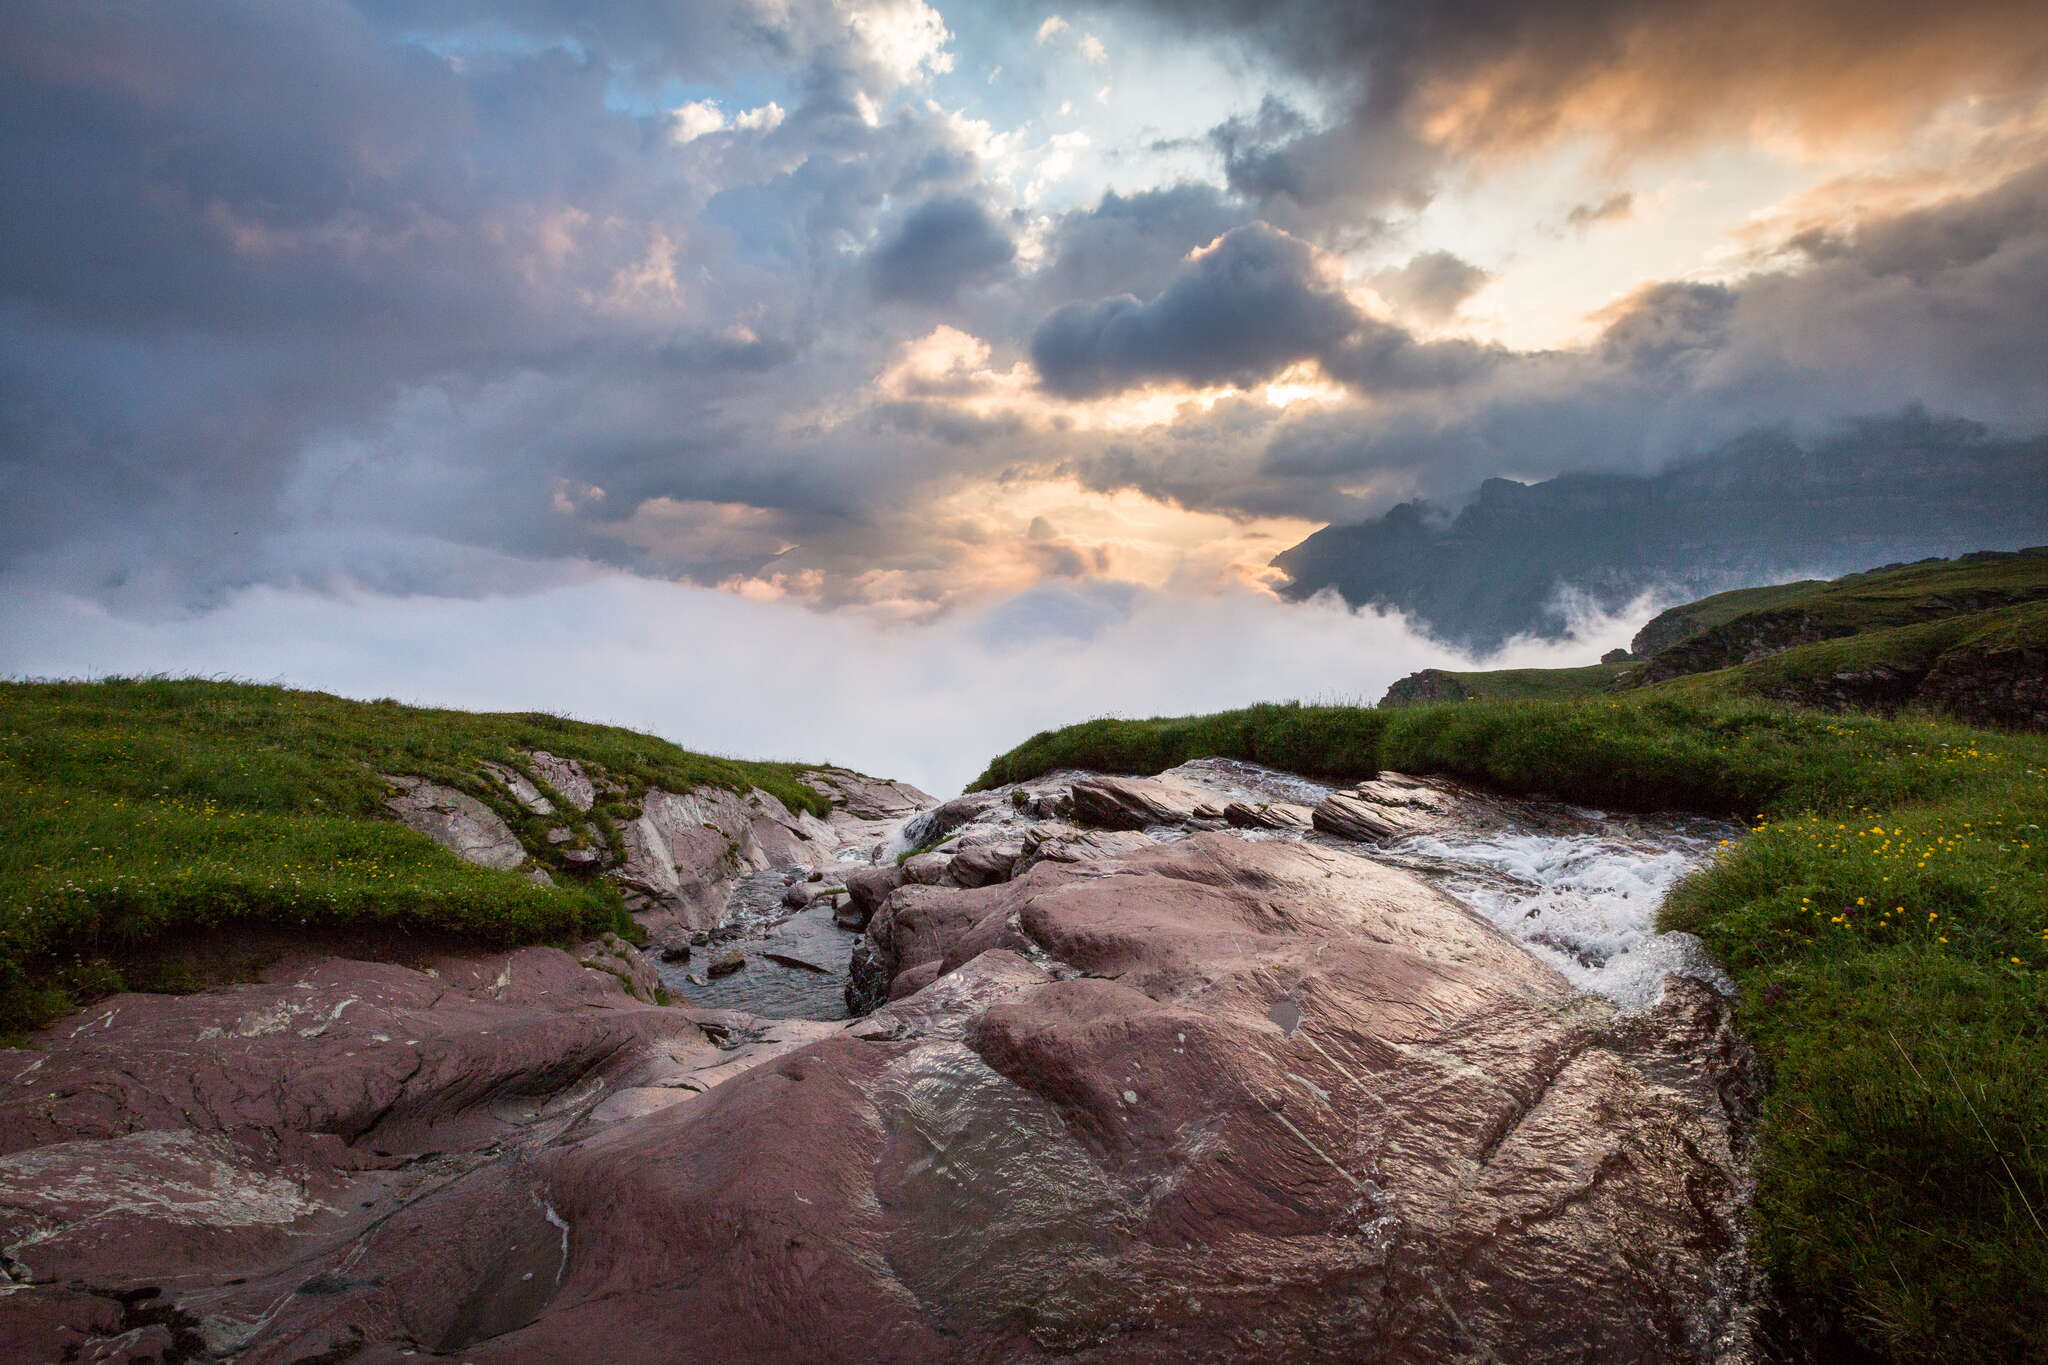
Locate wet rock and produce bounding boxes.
[707,950,746,977]
[1310,772,1463,842]
[487,835,1755,1362]
[781,882,816,910]
[1068,775,1209,830]
[846,935,892,1016]
[1223,799,1314,831]
[660,944,692,963]
[381,776,525,871]
[614,785,837,939]
[840,865,905,930]
[1014,824,1155,874]
[899,851,954,886]
[897,795,992,850]
[949,838,1025,888]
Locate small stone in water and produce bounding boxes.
[707,949,746,977]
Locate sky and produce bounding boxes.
[3,0,2047,793]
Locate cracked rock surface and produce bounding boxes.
[0,763,1759,1363]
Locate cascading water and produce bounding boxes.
[1378,817,1737,1010]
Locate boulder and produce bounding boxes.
[896,795,992,850]
[800,770,936,821]
[949,838,1025,888]
[1014,824,1156,874]
[1068,775,1209,830]
[707,949,747,977]
[500,837,1754,1361]
[899,851,955,886]
[839,865,906,930]
[381,776,526,871]
[1223,799,1314,831]
[0,832,1760,1362]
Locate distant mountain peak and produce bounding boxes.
[1271,413,2048,653]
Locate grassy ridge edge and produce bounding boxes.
[0,677,840,1033]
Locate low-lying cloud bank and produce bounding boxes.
[0,575,1644,796]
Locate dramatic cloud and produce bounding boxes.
[869,195,1018,302]
[1030,222,1497,398]
[1030,223,1363,395]
[1094,0,2048,224]
[1060,158,2048,521]
[0,0,2043,712]
[1370,250,1493,322]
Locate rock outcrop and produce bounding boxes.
[1376,667,1477,707]
[0,757,1760,1362]
[378,752,920,950]
[382,776,531,873]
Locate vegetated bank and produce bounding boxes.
[973,695,2048,1363]
[0,677,836,1034]
[1378,546,2048,725]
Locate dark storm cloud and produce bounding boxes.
[0,0,1019,611]
[1031,223,1361,396]
[1029,222,1497,399]
[1370,250,1493,322]
[869,196,1018,303]
[1034,183,1245,304]
[1085,0,2048,225]
[1059,159,2048,523]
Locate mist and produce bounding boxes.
[0,575,1648,796]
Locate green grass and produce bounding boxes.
[0,677,837,1033]
[1631,577,1830,653]
[1381,661,1633,707]
[973,695,2048,1361]
[1658,600,2048,704]
[1632,548,2048,683]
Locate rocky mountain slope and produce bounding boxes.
[1273,412,2048,652]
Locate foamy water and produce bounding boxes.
[1385,823,1735,1011]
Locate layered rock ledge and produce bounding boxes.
[0,761,1759,1362]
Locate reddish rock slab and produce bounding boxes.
[0,834,1758,1363]
[1068,774,1215,830]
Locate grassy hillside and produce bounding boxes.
[1629,577,1828,655]
[1658,599,2048,714]
[972,696,2048,1361]
[1377,548,2048,721]
[1629,547,2048,685]
[0,677,835,1033]
[1378,661,1633,707]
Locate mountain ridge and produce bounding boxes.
[1272,411,2048,651]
